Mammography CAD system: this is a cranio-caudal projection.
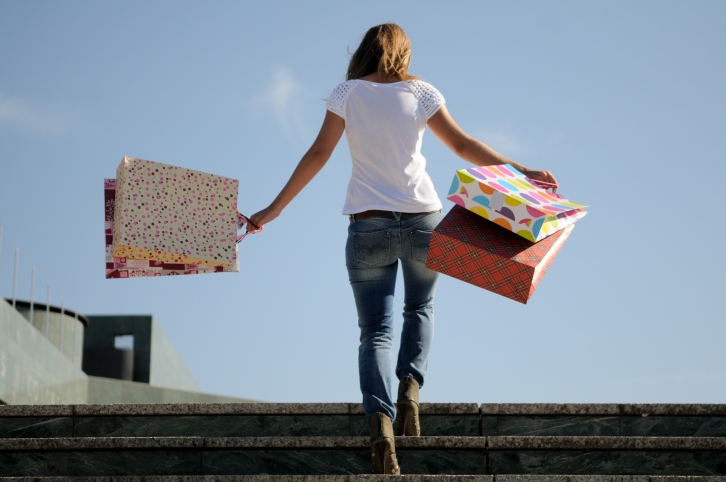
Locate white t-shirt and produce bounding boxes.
[326,79,445,215]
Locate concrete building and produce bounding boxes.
[0,298,256,405]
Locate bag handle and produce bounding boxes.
[528,179,563,199]
[528,179,558,190]
[234,210,263,243]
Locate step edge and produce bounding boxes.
[4,403,726,417]
[1,475,726,481]
[480,404,726,416]
[2,436,726,452]
[0,403,480,417]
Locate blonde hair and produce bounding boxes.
[347,24,418,81]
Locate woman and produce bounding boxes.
[250,24,557,475]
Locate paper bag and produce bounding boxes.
[105,178,239,278]
[426,205,573,304]
[447,164,587,242]
[111,156,241,268]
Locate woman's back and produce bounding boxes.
[327,78,445,214]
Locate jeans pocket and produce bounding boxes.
[410,229,434,263]
[348,230,391,268]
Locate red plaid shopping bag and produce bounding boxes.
[426,205,573,304]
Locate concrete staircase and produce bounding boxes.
[1,403,726,480]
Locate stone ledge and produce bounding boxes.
[204,437,489,450]
[618,405,726,416]
[0,478,490,482]
[0,405,74,417]
[0,436,489,451]
[496,477,726,482]
[0,436,206,451]
[73,403,350,416]
[419,404,479,415]
[488,436,726,450]
[3,404,726,417]
[0,477,495,482]
[479,404,726,416]
[0,475,725,481]
[480,404,620,416]
[73,403,477,416]
[0,474,492,482]
[0,403,480,417]
[3,436,726,452]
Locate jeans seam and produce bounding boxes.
[409,230,428,264]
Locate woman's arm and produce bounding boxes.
[427,105,558,187]
[249,110,345,229]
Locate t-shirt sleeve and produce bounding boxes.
[326,81,355,120]
[409,80,446,120]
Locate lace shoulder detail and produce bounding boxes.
[326,80,358,119]
[407,80,445,119]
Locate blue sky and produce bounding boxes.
[1,0,725,403]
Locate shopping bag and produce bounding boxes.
[111,156,242,268]
[447,164,587,242]
[426,205,573,304]
[105,179,240,278]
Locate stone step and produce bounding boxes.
[2,477,726,482]
[2,404,726,439]
[1,436,726,476]
[3,404,726,477]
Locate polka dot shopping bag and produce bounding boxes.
[106,157,258,278]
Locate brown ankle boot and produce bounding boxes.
[394,376,420,436]
[369,412,401,475]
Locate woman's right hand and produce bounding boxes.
[248,205,281,232]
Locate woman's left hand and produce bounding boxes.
[523,169,558,192]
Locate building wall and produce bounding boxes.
[14,305,85,368]
[85,315,199,392]
[83,315,153,384]
[1,303,254,405]
[87,376,256,404]
[0,299,87,405]
[149,318,199,392]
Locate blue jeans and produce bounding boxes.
[345,211,442,422]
